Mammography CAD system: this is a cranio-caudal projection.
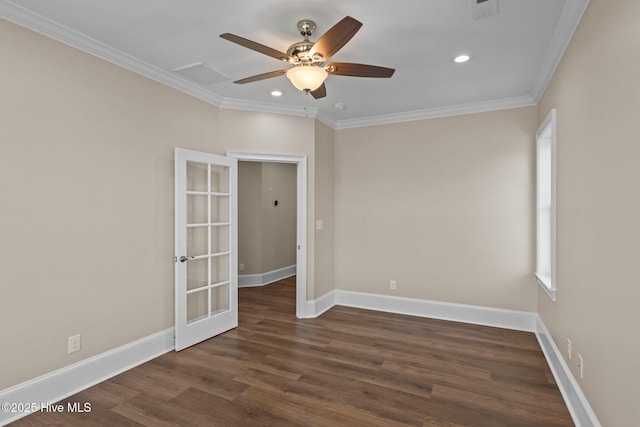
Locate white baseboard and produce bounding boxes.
[306,289,335,318]
[0,292,600,427]
[238,265,296,288]
[0,328,175,426]
[535,317,601,427]
[307,289,601,426]
[315,290,537,332]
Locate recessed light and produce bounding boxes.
[454,54,471,63]
[270,90,283,97]
[334,103,345,110]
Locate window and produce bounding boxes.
[535,109,556,301]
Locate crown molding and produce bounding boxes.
[0,1,227,107]
[331,95,537,130]
[531,0,591,102]
[1,0,589,130]
[220,97,318,118]
[0,0,320,121]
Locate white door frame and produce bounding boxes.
[227,151,308,318]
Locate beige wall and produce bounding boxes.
[261,162,297,272]
[538,0,640,425]
[238,162,297,275]
[314,121,335,298]
[4,2,637,423]
[0,18,319,389]
[334,107,538,312]
[238,162,263,274]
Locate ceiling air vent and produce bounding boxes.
[173,62,228,85]
[472,0,498,21]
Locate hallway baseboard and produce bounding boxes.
[238,265,296,288]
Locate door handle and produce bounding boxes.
[179,255,194,263]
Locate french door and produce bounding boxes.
[174,148,237,351]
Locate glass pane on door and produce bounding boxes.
[187,195,208,224]
[211,196,229,223]
[187,226,208,257]
[210,226,229,254]
[211,284,229,314]
[210,164,229,193]
[211,254,229,284]
[187,290,208,323]
[186,161,208,192]
[186,257,208,291]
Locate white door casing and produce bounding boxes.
[226,152,308,318]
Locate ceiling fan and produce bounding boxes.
[220,16,395,99]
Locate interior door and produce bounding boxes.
[174,148,237,351]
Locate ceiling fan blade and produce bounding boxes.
[234,70,287,84]
[220,33,293,62]
[326,62,395,78]
[309,16,362,61]
[310,83,327,99]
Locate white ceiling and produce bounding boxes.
[0,0,589,129]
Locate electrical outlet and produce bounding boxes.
[239,263,244,271]
[389,280,397,290]
[577,354,584,378]
[567,338,572,359]
[68,335,81,354]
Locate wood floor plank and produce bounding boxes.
[324,338,493,381]
[381,359,570,414]
[108,365,190,401]
[10,277,573,426]
[234,385,407,427]
[431,384,573,427]
[422,416,468,427]
[292,369,427,425]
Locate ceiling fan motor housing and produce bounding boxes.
[287,19,320,62]
[297,19,316,37]
[287,40,314,61]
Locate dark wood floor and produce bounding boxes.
[12,277,573,426]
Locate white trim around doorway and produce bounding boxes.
[226,151,309,318]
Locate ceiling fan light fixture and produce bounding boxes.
[221,16,394,99]
[286,66,328,92]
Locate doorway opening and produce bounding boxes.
[227,152,308,318]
